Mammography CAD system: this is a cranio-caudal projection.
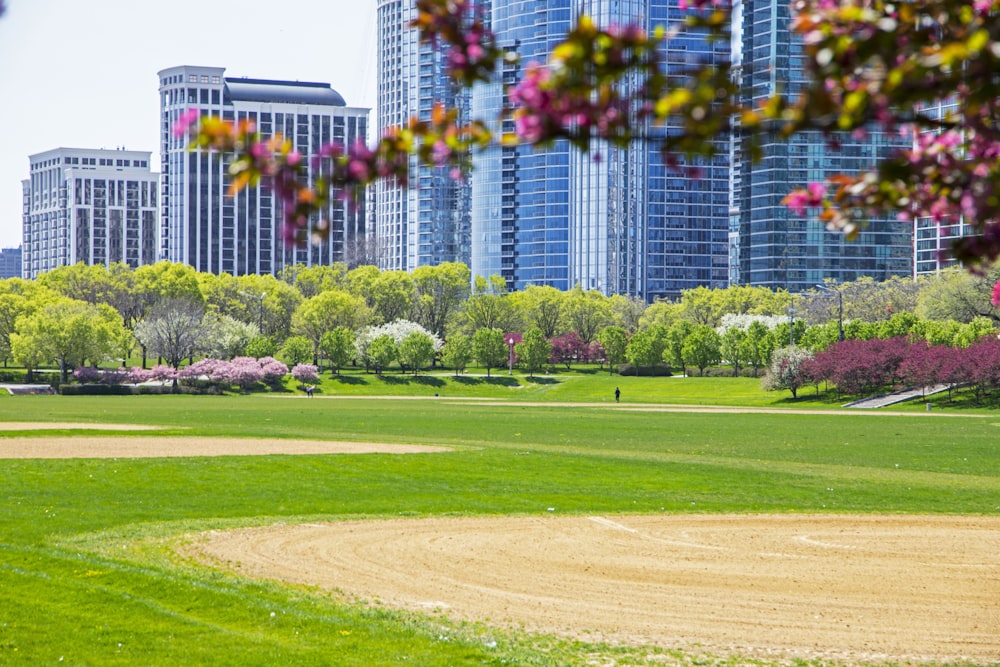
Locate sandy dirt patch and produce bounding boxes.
[0,422,164,431]
[0,437,450,459]
[190,514,1000,664]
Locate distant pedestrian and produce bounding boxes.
[614,386,620,403]
[305,385,314,397]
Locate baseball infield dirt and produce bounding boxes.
[191,514,1000,665]
[0,436,449,458]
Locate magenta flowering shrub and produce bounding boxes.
[99,367,130,385]
[802,336,1000,400]
[230,356,265,390]
[126,367,154,384]
[72,367,102,383]
[259,357,289,384]
[148,365,178,383]
[291,363,320,384]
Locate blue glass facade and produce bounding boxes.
[472,0,730,300]
[733,0,912,291]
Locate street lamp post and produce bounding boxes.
[508,337,515,375]
[788,307,796,347]
[817,283,844,341]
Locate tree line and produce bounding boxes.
[1,260,998,384]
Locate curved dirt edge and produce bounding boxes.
[188,514,1000,665]
[0,422,165,431]
[0,436,450,459]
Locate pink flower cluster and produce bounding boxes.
[172,356,289,390]
[506,20,661,148]
[183,101,490,245]
[411,0,500,85]
[291,363,320,384]
[782,182,826,216]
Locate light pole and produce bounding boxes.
[788,307,796,347]
[816,283,844,341]
[508,336,515,375]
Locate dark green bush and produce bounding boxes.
[616,363,672,377]
[60,384,135,396]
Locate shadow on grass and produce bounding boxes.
[523,376,559,385]
[329,375,369,385]
[449,375,520,387]
[375,375,447,388]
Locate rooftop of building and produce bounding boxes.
[224,77,347,107]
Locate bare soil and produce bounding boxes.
[0,436,449,458]
[190,514,1000,665]
[0,422,163,431]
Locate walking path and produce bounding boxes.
[844,384,951,409]
[0,383,56,395]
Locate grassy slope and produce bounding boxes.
[1,391,998,665]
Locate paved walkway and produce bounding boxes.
[844,384,951,409]
[0,383,57,395]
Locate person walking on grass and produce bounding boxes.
[615,386,620,403]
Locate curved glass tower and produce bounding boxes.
[733,0,912,290]
[471,0,730,300]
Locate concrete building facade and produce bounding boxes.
[159,65,370,276]
[22,148,159,279]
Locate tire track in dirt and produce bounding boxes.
[189,514,1000,664]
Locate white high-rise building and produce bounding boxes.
[159,65,370,275]
[22,148,159,279]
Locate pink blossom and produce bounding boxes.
[172,108,200,138]
[992,281,1000,308]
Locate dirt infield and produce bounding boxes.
[0,422,164,431]
[0,436,450,458]
[191,514,1000,664]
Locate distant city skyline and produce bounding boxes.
[0,0,378,250]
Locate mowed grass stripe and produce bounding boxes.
[1,393,998,665]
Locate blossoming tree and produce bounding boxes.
[171,0,1000,300]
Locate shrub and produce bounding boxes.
[72,367,102,383]
[616,363,672,377]
[61,384,134,396]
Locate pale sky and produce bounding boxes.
[0,0,378,249]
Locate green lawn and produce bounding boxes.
[1,393,998,665]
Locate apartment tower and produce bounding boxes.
[159,65,369,275]
[22,148,159,279]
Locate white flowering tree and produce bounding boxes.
[355,320,443,373]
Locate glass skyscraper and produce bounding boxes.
[159,65,369,276]
[732,0,913,291]
[375,0,472,271]
[472,0,730,300]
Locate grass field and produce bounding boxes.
[1,382,998,665]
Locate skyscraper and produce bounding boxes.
[22,148,159,279]
[471,0,730,300]
[159,65,369,276]
[375,0,472,271]
[732,0,912,291]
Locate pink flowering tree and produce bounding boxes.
[230,356,265,391]
[126,366,154,384]
[291,363,320,385]
[258,357,290,385]
[171,0,1000,297]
